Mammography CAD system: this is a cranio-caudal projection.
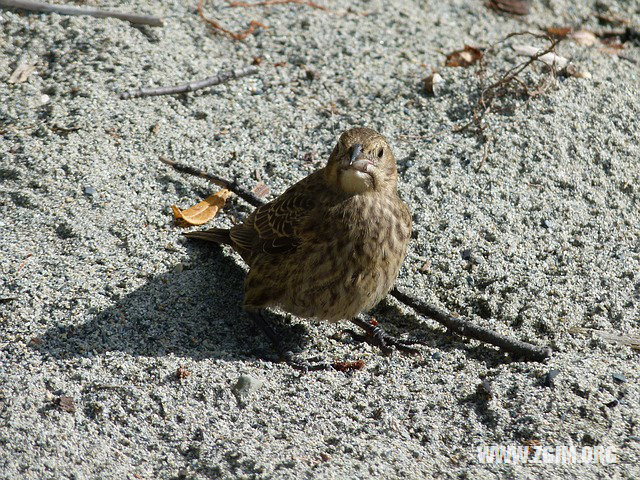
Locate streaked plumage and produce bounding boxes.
[187,127,411,330]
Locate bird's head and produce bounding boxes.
[325,127,398,195]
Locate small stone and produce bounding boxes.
[477,379,492,398]
[542,219,554,229]
[612,372,626,384]
[423,72,444,96]
[40,94,50,104]
[431,352,442,361]
[56,396,76,413]
[232,375,264,399]
[83,186,96,196]
[604,399,618,408]
[564,64,591,79]
[542,369,560,387]
[471,253,484,265]
[629,435,640,442]
[173,262,184,273]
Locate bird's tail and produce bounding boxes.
[184,228,232,245]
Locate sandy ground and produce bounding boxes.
[1,0,639,478]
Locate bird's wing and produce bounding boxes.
[230,172,321,256]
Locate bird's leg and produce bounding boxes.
[348,317,420,355]
[246,309,334,372]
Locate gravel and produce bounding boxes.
[1,0,639,478]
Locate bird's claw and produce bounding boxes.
[349,318,421,355]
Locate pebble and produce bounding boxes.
[542,219,554,229]
[83,186,96,196]
[612,372,626,384]
[423,72,444,96]
[542,369,560,387]
[232,375,264,399]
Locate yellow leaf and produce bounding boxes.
[172,189,233,226]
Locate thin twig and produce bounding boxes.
[120,65,259,99]
[447,33,563,169]
[0,0,163,26]
[227,0,327,10]
[159,156,264,207]
[162,157,552,361]
[197,0,267,41]
[391,288,552,362]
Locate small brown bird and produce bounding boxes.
[186,127,414,369]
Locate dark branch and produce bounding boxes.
[159,156,264,208]
[391,288,552,362]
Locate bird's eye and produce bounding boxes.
[377,148,384,158]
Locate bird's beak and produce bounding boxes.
[350,144,363,164]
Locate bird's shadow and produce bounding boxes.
[36,243,310,363]
[36,240,508,366]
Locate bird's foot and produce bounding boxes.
[347,317,420,355]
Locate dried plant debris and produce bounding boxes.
[569,30,598,46]
[445,45,483,67]
[251,181,271,198]
[171,189,233,226]
[486,0,530,16]
[176,366,191,380]
[443,33,567,169]
[332,360,365,372]
[228,0,326,10]
[197,0,327,41]
[8,63,36,84]
[512,44,568,69]
[197,0,267,40]
[546,27,602,47]
[570,327,640,351]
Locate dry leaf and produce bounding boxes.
[570,30,598,46]
[445,45,483,67]
[172,189,233,226]
[251,181,270,198]
[486,0,530,16]
[9,63,37,84]
[512,44,568,69]
[176,366,191,380]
